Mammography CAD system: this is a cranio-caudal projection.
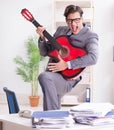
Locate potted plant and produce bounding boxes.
[14,36,45,107]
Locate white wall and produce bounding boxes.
[0,0,52,97]
[0,0,114,103]
[92,0,114,103]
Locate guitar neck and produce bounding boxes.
[32,19,61,50]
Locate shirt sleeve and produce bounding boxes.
[67,61,71,69]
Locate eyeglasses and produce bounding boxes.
[66,18,81,24]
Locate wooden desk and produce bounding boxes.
[0,114,114,130]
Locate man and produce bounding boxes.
[36,5,98,111]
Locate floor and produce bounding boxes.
[0,103,71,115]
[0,93,72,115]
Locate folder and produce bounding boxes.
[31,110,71,128]
[32,110,70,118]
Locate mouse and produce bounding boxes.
[18,110,31,118]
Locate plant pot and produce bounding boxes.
[29,96,40,107]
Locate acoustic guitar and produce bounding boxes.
[21,8,87,79]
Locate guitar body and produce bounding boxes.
[21,8,87,79]
[48,36,87,79]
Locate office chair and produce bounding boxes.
[3,87,20,114]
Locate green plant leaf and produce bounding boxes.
[14,36,45,96]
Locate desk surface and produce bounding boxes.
[0,114,114,130]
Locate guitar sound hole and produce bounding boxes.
[59,47,69,58]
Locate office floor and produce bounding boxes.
[0,92,72,115]
[0,103,71,115]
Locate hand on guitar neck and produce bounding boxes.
[36,26,46,41]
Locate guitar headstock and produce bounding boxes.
[21,8,34,22]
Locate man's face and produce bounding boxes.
[66,12,83,34]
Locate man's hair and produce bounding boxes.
[64,5,83,18]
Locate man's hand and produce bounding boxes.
[36,26,46,41]
[48,55,68,72]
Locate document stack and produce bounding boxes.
[70,102,114,126]
[31,110,75,129]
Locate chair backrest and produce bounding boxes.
[3,87,20,114]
